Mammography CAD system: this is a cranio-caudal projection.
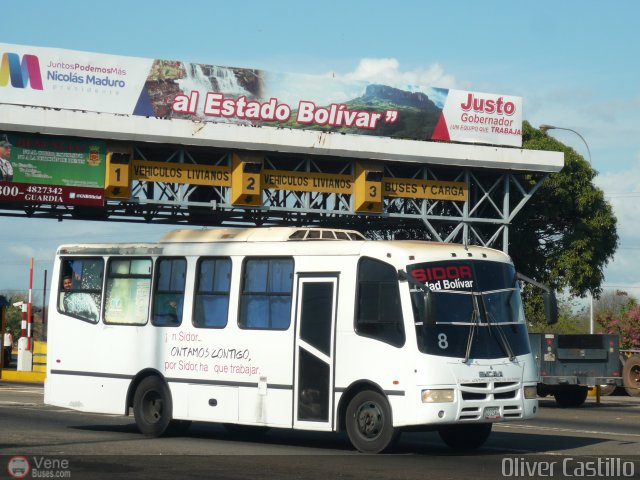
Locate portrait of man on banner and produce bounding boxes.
[0,135,13,182]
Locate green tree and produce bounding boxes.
[2,293,27,340]
[596,293,640,349]
[525,291,588,333]
[509,122,618,298]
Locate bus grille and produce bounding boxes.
[459,381,520,402]
[457,381,523,420]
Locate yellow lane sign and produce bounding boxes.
[262,170,352,194]
[132,160,231,186]
[383,178,467,201]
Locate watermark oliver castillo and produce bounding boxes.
[502,457,635,478]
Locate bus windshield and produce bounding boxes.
[407,260,530,359]
[420,289,525,326]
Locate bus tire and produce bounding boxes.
[623,356,640,397]
[438,423,492,451]
[345,390,398,453]
[553,386,588,407]
[133,376,173,437]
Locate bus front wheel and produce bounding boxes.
[438,423,492,451]
[133,376,173,437]
[345,390,398,453]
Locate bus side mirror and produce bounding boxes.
[543,291,558,325]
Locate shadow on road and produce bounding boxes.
[69,420,610,455]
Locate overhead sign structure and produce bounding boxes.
[0,43,523,147]
[0,132,105,206]
[121,156,468,206]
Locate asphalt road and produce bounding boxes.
[1,382,639,479]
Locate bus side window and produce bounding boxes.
[193,258,231,328]
[239,257,293,330]
[58,257,104,323]
[104,258,152,325]
[152,258,186,327]
[355,257,405,347]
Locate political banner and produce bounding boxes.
[0,43,522,147]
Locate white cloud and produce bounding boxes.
[594,160,640,292]
[265,58,460,110]
[596,155,640,194]
[340,58,459,90]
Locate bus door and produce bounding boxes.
[293,275,338,430]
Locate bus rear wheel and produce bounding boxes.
[438,423,492,451]
[133,376,173,437]
[345,390,398,453]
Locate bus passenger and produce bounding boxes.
[62,274,100,322]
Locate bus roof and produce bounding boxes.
[158,227,366,243]
[56,227,510,264]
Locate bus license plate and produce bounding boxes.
[483,406,501,420]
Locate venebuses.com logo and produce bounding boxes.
[0,52,44,90]
[7,455,72,478]
[7,456,30,478]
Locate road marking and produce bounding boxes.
[0,388,44,394]
[495,422,640,438]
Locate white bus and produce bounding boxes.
[45,227,547,453]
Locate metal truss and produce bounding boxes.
[0,143,549,252]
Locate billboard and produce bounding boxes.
[0,43,523,147]
[0,132,105,206]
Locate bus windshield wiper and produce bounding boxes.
[480,295,515,361]
[463,295,481,364]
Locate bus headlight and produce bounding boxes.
[524,386,538,399]
[421,389,455,403]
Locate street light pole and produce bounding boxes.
[539,124,595,334]
[539,124,592,165]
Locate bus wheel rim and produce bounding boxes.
[143,392,163,423]
[355,401,383,439]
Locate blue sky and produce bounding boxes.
[1,0,639,300]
